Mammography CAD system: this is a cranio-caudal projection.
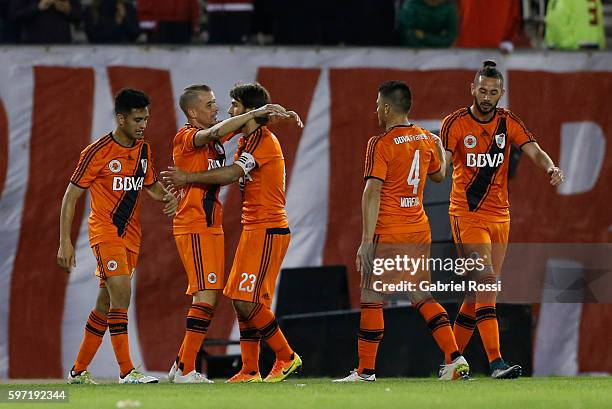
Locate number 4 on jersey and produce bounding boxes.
[407,149,420,194]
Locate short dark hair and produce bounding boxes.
[230,83,271,125]
[179,84,212,116]
[378,80,412,113]
[475,60,504,83]
[114,88,150,115]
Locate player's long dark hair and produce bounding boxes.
[230,83,271,125]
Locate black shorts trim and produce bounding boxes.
[266,227,290,235]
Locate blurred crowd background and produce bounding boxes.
[0,0,609,51]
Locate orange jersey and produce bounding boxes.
[441,107,536,222]
[70,133,157,252]
[234,126,288,229]
[172,125,226,234]
[364,124,441,234]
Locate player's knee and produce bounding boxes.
[95,297,110,314]
[110,296,130,309]
[409,290,432,305]
[193,290,219,307]
[94,288,111,313]
[361,288,383,303]
[106,276,131,309]
[232,300,255,318]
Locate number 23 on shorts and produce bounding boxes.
[239,273,257,292]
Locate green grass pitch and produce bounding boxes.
[1,377,611,409]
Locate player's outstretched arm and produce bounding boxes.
[356,178,382,275]
[193,104,293,147]
[57,183,85,273]
[429,134,447,183]
[161,164,245,188]
[145,181,179,216]
[521,142,565,186]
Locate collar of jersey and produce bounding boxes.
[110,132,137,148]
[243,126,263,140]
[467,106,498,124]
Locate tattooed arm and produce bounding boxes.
[193,104,290,147]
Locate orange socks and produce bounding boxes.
[238,316,261,374]
[475,303,501,362]
[73,310,107,373]
[178,303,214,374]
[248,304,293,361]
[415,300,460,364]
[108,308,134,377]
[357,303,384,375]
[453,301,476,353]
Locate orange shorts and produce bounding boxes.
[362,230,431,292]
[174,231,225,295]
[224,227,290,307]
[92,243,138,288]
[450,215,509,274]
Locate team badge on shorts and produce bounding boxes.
[495,133,506,149]
[463,135,477,149]
[108,160,122,173]
[107,260,118,271]
[207,272,217,284]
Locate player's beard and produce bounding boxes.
[474,98,497,115]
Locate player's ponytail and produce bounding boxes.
[476,60,504,83]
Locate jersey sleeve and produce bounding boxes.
[179,127,200,153]
[70,145,104,189]
[426,134,442,175]
[364,136,388,182]
[440,114,459,153]
[507,112,537,149]
[144,143,158,186]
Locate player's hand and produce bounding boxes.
[253,104,290,118]
[57,241,76,273]
[285,110,304,128]
[162,190,178,217]
[161,166,189,187]
[356,241,374,275]
[547,166,564,186]
[268,110,303,128]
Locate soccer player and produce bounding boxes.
[167,84,294,383]
[162,83,303,383]
[57,89,178,384]
[441,60,564,379]
[334,80,470,382]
